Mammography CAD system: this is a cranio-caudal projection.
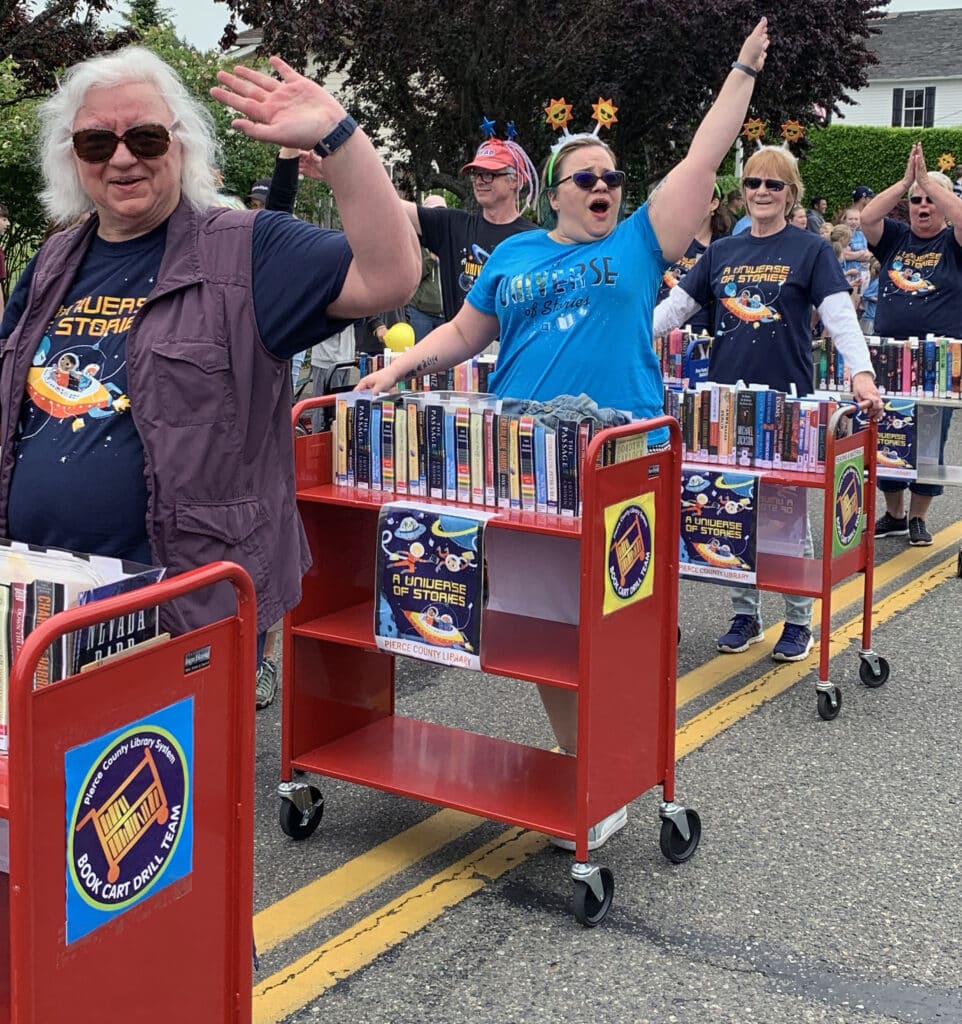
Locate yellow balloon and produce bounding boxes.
[384,322,415,352]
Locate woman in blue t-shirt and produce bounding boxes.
[359,21,771,852]
[860,143,962,548]
[654,145,883,664]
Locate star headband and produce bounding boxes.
[544,97,618,185]
[472,116,541,213]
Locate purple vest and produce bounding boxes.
[0,200,311,634]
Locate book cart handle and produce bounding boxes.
[8,560,256,696]
[292,392,335,428]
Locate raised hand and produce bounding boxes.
[737,17,770,73]
[210,56,346,151]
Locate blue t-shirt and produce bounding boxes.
[679,223,848,396]
[466,205,668,437]
[1,211,351,562]
[656,238,710,334]
[869,219,962,338]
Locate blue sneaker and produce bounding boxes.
[772,623,814,662]
[717,614,764,653]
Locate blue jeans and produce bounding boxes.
[406,305,444,342]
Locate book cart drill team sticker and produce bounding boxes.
[64,697,194,944]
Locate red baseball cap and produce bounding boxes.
[461,139,526,179]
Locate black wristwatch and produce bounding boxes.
[313,115,358,157]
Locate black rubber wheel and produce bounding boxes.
[659,809,702,864]
[279,786,324,840]
[859,656,890,689]
[677,625,682,645]
[957,548,961,578]
[817,687,842,721]
[572,867,614,927]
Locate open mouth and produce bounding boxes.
[589,197,611,215]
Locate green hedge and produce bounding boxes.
[800,124,962,219]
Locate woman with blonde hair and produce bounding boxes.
[654,145,882,662]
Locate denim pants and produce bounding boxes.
[731,497,814,627]
[406,305,445,342]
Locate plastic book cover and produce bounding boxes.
[72,567,167,674]
[858,398,916,479]
[374,502,493,670]
[679,469,758,586]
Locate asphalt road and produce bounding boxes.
[248,496,962,1024]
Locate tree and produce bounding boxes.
[217,0,882,198]
[125,0,172,32]
[1,0,137,104]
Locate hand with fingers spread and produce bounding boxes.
[211,56,347,152]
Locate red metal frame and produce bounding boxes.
[683,410,880,692]
[0,562,255,1023]
[285,398,683,865]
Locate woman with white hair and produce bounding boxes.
[0,48,419,702]
[861,142,962,547]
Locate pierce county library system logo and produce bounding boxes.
[65,698,194,943]
[606,502,653,602]
[834,464,863,549]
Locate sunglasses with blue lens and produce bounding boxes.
[555,169,626,190]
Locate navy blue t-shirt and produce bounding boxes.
[679,223,848,396]
[870,220,962,338]
[1,211,351,561]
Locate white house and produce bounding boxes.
[840,8,962,127]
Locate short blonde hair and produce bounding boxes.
[742,146,804,208]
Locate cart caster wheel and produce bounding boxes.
[659,809,701,864]
[279,786,324,840]
[958,548,962,579]
[859,656,889,689]
[572,867,614,927]
[677,625,682,645]
[817,687,842,721]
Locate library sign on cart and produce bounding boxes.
[65,697,194,943]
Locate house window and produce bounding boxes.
[892,87,935,128]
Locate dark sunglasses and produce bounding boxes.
[555,169,626,190]
[71,123,175,163]
[909,195,935,205]
[742,177,786,192]
[470,169,512,183]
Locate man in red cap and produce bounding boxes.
[404,136,538,324]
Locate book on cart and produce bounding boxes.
[0,539,166,751]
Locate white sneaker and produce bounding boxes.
[549,805,628,852]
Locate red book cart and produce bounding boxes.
[0,561,256,1022]
[281,401,699,926]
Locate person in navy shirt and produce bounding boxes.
[655,145,882,664]
[860,143,962,547]
[0,46,420,710]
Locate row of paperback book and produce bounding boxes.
[0,540,166,752]
[662,382,847,473]
[356,352,497,394]
[815,335,962,400]
[333,391,645,516]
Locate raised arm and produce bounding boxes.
[211,56,421,318]
[648,18,769,263]
[356,304,498,393]
[915,152,962,248]
[859,144,917,246]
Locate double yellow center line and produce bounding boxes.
[253,525,962,1021]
